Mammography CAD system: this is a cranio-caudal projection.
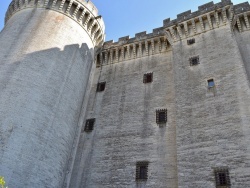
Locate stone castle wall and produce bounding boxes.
[1,0,250,187]
[71,0,250,187]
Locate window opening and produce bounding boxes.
[84,118,95,132]
[97,82,106,92]
[214,168,230,187]
[208,79,215,88]
[189,56,199,66]
[136,161,149,181]
[156,109,167,124]
[143,73,153,83]
[187,38,195,45]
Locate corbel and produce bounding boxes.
[145,41,149,56]
[51,0,58,8]
[222,8,228,25]
[236,16,242,32]
[73,5,81,17]
[59,0,66,10]
[191,19,197,34]
[207,13,213,29]
[183,22,189,37]
[177,25,183,40]
[151,39,155,54]
[244,13,250,29]
[199,16,205,32]
[78,9,86,22]
[66,0,73,14]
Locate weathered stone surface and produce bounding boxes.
[1,0,250,188]
[0,6,97,188]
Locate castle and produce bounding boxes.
[0,0,250,187]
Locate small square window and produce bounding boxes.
[143,73,153,83]
[136,161,149,181]
[84,118,95,132]
[97,82,106,92]
[208,79,215,88]
[187,38,195,45]
[156,109,167,124]
[214,168,230,187]
[189,56,199,66]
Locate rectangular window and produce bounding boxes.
[208,79,215,88]
[189,56,199,66]
[136,161,149,181]
[97,82,106,92]
[143,73,153,83]
[187,38,195,45]
[84,118,95,132]
[214,168,230,187]
[156,109,167,124]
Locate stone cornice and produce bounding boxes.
[5,0,105,47]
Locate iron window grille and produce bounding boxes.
[214,168,231,187]
[97,82,106,92]
[187,38,195,45]
[189,56,200,66]
[143,73,153,83]
[84,118,95,132]
[136,161,149,181]
[156,109,167,124]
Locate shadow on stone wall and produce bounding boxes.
[0,43,95,188]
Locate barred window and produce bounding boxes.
[97,82,106,92]
[156,109,167,124]
[136,161,149,181]
[84,118,95,132]
[189,56,199,66]
[187,38,195,45]
[214,168,231,187]
[143,73,153,83]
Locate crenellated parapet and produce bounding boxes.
[96,0,250,67]
[163,0,234,43]
[95,29,171,67]
[231,2,250,32]
[96,0,245,66]
[5,0,105,46]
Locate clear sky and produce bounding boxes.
[0,0,245,42]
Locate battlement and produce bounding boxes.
[102,0,235,49]
[163,0,232,27]
[102,0,250,47]
[96,0,250,66]
[234,2,250,14]
[5,0,105,46]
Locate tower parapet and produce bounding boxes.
[96,0,250,66]
[5,0,105,46]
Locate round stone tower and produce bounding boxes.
[0,0,104,187]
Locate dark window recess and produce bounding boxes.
[208,79,215,88]
[189,56,199,66]
[156,109,167,124]
[143,73,153,83]
[136,161,149,181]
[97,82,106,92]
[214,168,231,187]
[84,118,95,132]
[187,38,195,45]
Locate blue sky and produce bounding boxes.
[0,0,245,42]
